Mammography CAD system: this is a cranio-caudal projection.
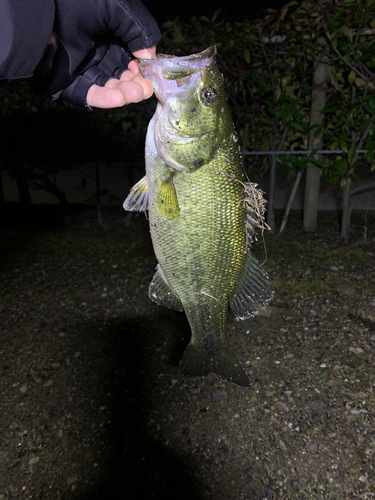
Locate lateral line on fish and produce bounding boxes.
[199,291,218,301]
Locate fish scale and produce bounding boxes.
[124,47,274,386]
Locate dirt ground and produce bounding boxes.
[0,205,374,500]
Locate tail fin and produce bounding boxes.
[180,342,250,387]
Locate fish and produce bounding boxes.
[123,46,274,387]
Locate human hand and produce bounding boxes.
[86,46,157,109]
[49,0,161,108]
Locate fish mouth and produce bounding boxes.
[137,47,217,99]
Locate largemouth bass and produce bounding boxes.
[124,47,274,387]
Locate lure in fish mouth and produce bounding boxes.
[124,47,274,387]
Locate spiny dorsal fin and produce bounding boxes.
[149,264,183,311]
[123,176,149,212]
[156,177,180,219]
[230,251,274,320]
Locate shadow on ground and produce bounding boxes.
[84,315,203,500]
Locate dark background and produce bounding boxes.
[143,0,289,24]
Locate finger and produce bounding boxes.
[132,44,157,60]
[127,60,141,76]
[86,84,126,108]
[118,67,139,82]
[131,76,154,100]
[116,73,154,99]
[87,72,155,109]
[112,78,153,104]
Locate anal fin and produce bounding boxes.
[230,251,274,320]
[149,264,183,311]
[123,176,149,212]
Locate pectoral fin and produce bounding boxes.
[157,177,180,219]
[123,176,149,212]
[230,251,274,320]
[149,264,183,311]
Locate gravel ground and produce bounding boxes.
[0,206,374,500]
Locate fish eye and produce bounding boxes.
[201,87,217,104]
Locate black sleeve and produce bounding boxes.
[0,0,55,80]
[0,0,161,108]
[49,0,161,108]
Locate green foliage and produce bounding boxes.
[159,1,375,186]
[158,9,313,181]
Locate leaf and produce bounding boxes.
[340,177,347,191]
[365,97,375,114]
[327,173,340,186]
[261,139,270,151]
[349,172,359,183]
[170,23,185,44]
[339,23,351,38]
[281,76,290,92]
[191,19,202,34]
[310,158,324,168]
[348,144,356,164]
[243,49,250,64]
[211,8,222,23]
[332,158,348,173]
[314,125,322,138]
[348,70,356,85]
[339,138,347,151]
[354,77,374,90]
[364,148,374,163]
[162,20,174,28]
